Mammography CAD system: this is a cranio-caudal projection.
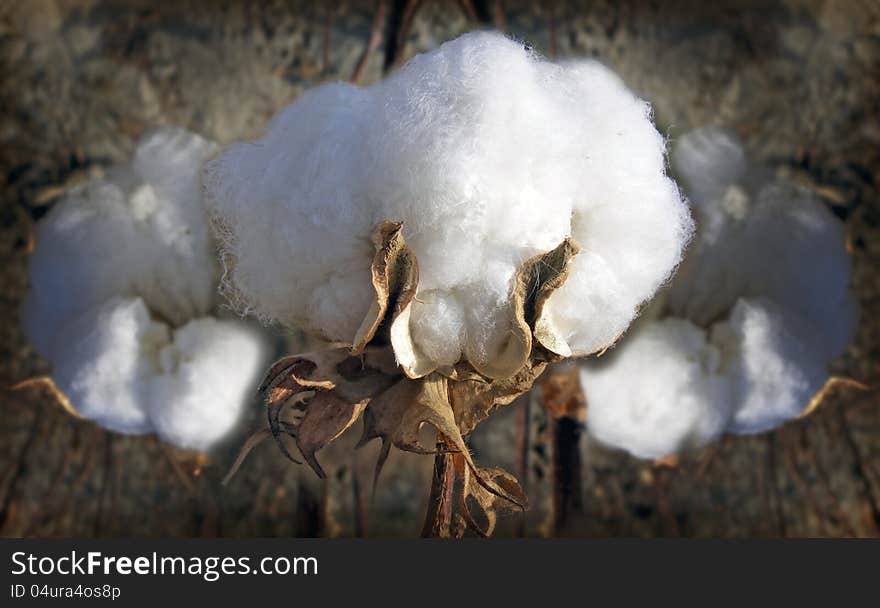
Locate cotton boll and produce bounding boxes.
[543,251,635,355]
[23,126,277,452]
[204,82,374,335]
[150,318,270,452]
[205,31,691,371]
[23,127,219,358]
[409,290,466,368]
[672,127,748,206]
[667,128,856,349]
[581,319,732,460]
[740,184,857,357]
[48,295,271,449]
[714,299,828,435]
[51,297,165,435]
[581,126,858,457]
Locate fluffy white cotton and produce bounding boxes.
[717,298,828,434]
[583,318,732,460]
[204,31,692,370]
[52,297,163,435]
[23,127,272,450]
[150,316,270,451]
[581,128,857,458]
[23,128,220,359]
[53,297,269,451]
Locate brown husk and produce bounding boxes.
[241,220,580,535]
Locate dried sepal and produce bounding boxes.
[448,359,549,436]
[459,464,528,537]
[296,392,370,478]
[468,238,579,379]
[798,375,870,419]
[352,221,419,353]
[359,372,526,509]
[12,375,83,419]
[257,348,396,478]
[237,222,582,534]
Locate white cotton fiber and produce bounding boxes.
[52,297,164,435]
[150,317,270,452]
[23,127,273,450]
[204,31,693,371]
[580,127,857,459]
[716,298,827,434]
[582,318,732,460]
[52,296,270,450]
[23,127,220,359]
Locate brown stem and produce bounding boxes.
[552,415,584,533]
[514,393,530,537]
[540,366,586,535]
[420,436,457,537]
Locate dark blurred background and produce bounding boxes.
[1,0,878,537]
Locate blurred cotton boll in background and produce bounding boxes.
[204,31,693,375]
[580,128,858,460]
[21,127,272,452]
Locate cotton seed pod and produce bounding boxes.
[21,127,272,452]
[204,31,693,376]
[211,33,693,535]
[580,128,859,460]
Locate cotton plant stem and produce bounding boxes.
[421,435,457,537]
[539,366,587,534]
[552,415,585,532]
[514,393,531,537]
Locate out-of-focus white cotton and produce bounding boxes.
[23,128,272,451]
[581,128,857,459]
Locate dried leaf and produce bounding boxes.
[296,391,370,478]
[448,360,548,435]
[459,464,528,537]
[12,375,82,419]
[799,375,870,418]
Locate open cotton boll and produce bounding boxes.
[666,128,857,352]
[51,296,167,435]
[581,319,733,460]
[579,127,857,459]
[23,127,219,359]
[150,317,270,452]
[672,127,748,205]
[52,297,269,448]
[23,126,275,451]
[716,299,828,434]
[205,31,691,371]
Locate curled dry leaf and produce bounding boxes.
[11,375,83,419]
[460,464,528,537]
[234,220,580,534]
[798,375,870,419]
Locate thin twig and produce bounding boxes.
[351,0,388,83]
